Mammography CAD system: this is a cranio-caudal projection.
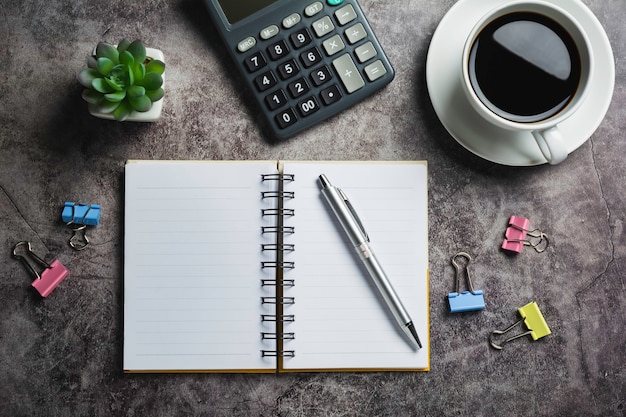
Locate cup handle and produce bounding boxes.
[532,126,568,165]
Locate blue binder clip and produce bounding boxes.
[448,252,486,313]
[61,202,101,250]
[62,202,101,226]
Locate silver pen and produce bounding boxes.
[318,174,422,350]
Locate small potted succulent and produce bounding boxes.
[77,39,165,122]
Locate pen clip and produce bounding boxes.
[338,188,369,242]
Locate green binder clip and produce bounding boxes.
[489,301,551,350]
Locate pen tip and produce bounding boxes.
[406,322,422,349]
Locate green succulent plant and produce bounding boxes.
[77,39,165,121]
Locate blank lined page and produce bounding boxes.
[281,161,429,371]
[123,161,278,372]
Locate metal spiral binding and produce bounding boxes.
[260,170,296,361]
[261,173,295,182]
[261,314,295,322]
[261,243,295,252]
[261,190,295,199]
[261,350,295,358]
[261,332,295,340]
[262,296,295,304]
[261,261,295,269]
[262,208,295,216]
[261,279,295,287]
[262,226,295,234]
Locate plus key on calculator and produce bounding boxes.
[204,0,395,140]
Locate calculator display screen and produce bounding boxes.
[217,0,279,24]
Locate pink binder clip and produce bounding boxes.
[12,241,69,297]
[501,216,548,253]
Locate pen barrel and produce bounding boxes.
[321,186,368,244]
[357,242,412,327]
[321,183,410,326]
[320,176,418,349]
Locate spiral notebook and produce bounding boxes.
[123,160,429,373]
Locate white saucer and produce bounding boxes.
[426,0,615,166]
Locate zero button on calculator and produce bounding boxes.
[205,0,395,140]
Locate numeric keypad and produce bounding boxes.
[232,0,394,138]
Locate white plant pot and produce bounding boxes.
[88,47,165,122]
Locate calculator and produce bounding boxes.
[204,0,395,140]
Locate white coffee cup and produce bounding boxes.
[461,0,593,165]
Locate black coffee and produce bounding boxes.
[469,12,581,123]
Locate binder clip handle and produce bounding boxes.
[529,232,549,253]
[505,231,549,253]
[67,224,90,251]
[12,241,50,279]
[489,318,532,350]
[451,252,476,294]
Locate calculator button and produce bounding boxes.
[332,54,364,93]
[320,84,342,105]
[265,89,288,110]
[345,23,367,45]
[305,2,324,17]
[327,0,344,5]
[237,37,257,53]
[244,51,267,73]
[260,25,280,40]
[290,28,312,49]
[277,59,300,80]
[355,41,377,63]
[364,60,388,82]
[297,96,320,117]
[268,40,290,61]
[312,16,335,38]
[322,34,345,56]
[334,4,356,25]
[254,71,278,92]
[300,47,323,68]
[283,13,301,29]
[310,65,333,86]
[287,78,310,98]
[276,108,298,129]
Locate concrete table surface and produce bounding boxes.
[1,0,624,416]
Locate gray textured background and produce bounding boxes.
[1,0,624,416]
